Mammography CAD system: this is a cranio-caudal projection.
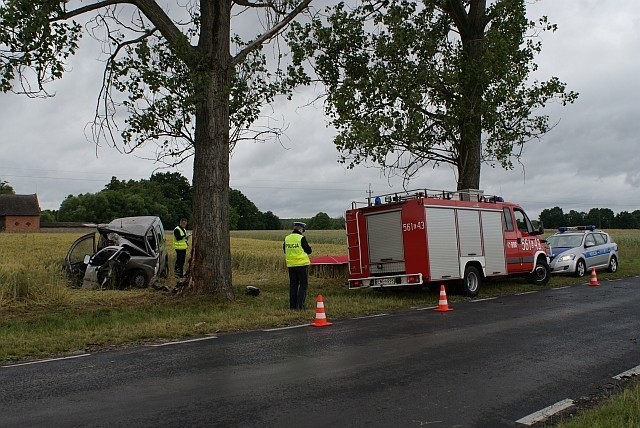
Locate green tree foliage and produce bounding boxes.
[56,175,279,231]
[565,210,585,227]
[307,212,332,230]
[288,0,577,189]
[538,207,640,229]
[229,189,264,230]
[585,208,615,229]
[282,214,345,230]
[539,206,565,229]
[0,1,311,299]
[0,179,15,195]
[40,209,57,222]
[262,211,282,230]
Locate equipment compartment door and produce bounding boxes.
[481,210,507,275]
[426,207,460,279]
[366,210,405,274]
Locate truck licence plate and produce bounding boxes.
[375,278,396,286]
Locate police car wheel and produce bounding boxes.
[574,260,586,277]
[607,256,618,273]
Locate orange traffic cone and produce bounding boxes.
[589,267,600,287]
[434,284,453,312]
[310,295,333,327]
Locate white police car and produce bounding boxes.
[547,226,619,277]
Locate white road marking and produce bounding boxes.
[263,324,309,331]
[516,399,574,426]
[146,336,218,347]
[552,286,571,290]
[515,291,538,296]
[471,297,496,303]
[351,314,389,319]
[415,306,437,311]
[613,364,640,380]
[2,353,91,368]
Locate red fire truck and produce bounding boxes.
[345,188,551,297]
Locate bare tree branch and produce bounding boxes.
[232,0,311,66]
[54,0,195,59]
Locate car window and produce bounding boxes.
[584,234,596,246]
[513,209,530,232]
[503,208,514,231]
[547,234,584,248]
[155,225,165,245]
[146,229,157,251]
[91,247,119,266]
[594,234,606,245]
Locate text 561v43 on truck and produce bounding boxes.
[345,188,551,297]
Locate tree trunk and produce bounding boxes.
[452,0,486,191]
[188,0,234,299]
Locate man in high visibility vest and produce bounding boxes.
[283,222,312,309]
[173,218,189,278]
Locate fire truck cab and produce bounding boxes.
[345,188,551,297]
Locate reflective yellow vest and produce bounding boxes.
[284,233,310,267]
[173,226,188,250]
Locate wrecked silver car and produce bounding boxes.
[64,216,169,289]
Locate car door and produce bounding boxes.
[506,208,538,273]
[63,232,97,285]
[592,233,608,268]
[582,232,598,269]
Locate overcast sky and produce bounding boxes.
[1,0,639,221]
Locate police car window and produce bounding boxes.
[585,234,596,246]
[503,208,514,231]
[594,234,606,245]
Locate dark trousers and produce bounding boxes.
[288,265,309,309]
[175,249,186,277]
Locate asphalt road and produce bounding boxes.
[1,277,639,428]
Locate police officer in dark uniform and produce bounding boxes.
[283,222,312,309]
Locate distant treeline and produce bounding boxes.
[540,207,640,230]
[40,172,345,230]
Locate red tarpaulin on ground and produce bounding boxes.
[310,255,348,265]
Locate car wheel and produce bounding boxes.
[460,265,481,297]
[574,259,586,277]
[530,258,551,286]
[607,256,618,273]
[129,270,149,288]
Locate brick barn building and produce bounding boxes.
[0,194,41,232]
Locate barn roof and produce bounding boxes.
[0,194,41,216]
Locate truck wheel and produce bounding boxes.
[461,266,481,297]
[129,270,149,288]
[574,259,586,277]
[530,258,551,286]
[607,256,618,273]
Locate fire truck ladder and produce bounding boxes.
[346,210,363,275]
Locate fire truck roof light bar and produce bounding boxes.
[355,188,504,208]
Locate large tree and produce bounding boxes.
[0,0,311,299]
[288,0,577,190]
